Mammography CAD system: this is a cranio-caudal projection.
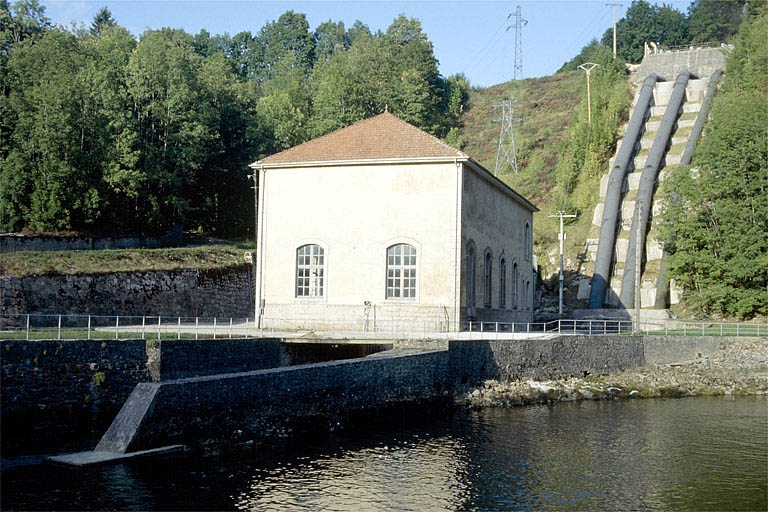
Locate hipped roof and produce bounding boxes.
[252,111,467,166]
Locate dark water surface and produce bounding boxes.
[3,396,766,511]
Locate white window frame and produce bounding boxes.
[296,244,325,298]
[386,243,417,300]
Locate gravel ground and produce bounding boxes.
[460,338,768,408]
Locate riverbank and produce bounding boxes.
[460,338,768,407]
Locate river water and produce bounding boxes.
[2,396,766,511]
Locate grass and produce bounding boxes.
[0,329,181,340]
[0,241,254,278]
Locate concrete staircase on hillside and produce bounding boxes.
[581,76,711,308]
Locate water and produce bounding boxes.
[3,396,766,511]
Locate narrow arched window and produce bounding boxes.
[467,243,476,310]
[499,256,507,309]
[512,261,518,309]
[386,244,417,299]
[484,250,492,308]
[526,280,531,310]
[296,244,324,297]
[524,222,532,261]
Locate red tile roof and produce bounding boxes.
[253,112,467,166]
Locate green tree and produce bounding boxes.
[1,0,52,162]
[89,6,116,36]
[314,19,347,64]
[662,5,768,318]
[121,28,215,233]
[687,0,746,44]
[254,10,314,83]
[601,0,688,63]
[1,28,97,231]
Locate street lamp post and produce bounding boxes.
[548,211,577,316]
[578,62,599,125]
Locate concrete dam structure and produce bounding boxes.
[584,46,727,315]
[42,334,729,467]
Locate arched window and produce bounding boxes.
[296,244,324,297]
[467,243,476,310]
[386,244,417,299]
[499,256,507,309]
[526,280,531,310]
[524,222,532,261]
[484,250,492,308]
[512,261,519,309]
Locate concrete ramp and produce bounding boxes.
[47,382,188,467]
[95,382,160,453]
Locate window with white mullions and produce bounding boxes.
[386,244,417,299]
[296,244,325,297]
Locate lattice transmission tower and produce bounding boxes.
[507,5,528,80]
[493,99,521,175]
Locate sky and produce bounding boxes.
[42,0,694,88]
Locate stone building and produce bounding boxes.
[249,112,537,331]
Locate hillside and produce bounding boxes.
[456,71,606,295]
[459,72,582,208]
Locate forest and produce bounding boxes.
[0,1,470,236]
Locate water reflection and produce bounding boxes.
[458,398,767,511]
[2,397,766,511]
[233,434,471,511]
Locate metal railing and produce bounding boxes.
[0,314,764,341]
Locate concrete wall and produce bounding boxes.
[125,349,453,451]
[1,265,254,320]
[633,47,728,84]
[1,335,734,454]
[461,165,536,324]
[116,334,730,452]
[259,161,461,330]
[0,229,183,252]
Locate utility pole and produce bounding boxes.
[578,62,599,125]
[607,3,621,59]
[548,211,577,316]
[492,99,521,175]
[507,5,528,80]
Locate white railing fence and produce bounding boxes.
[0,314,765,341]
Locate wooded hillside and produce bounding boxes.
[0,2,469,236]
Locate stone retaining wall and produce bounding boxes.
[0,338,282,455]
[1,335,733,455]
[1,339,151,454]
[0,265,254,320]
[0,229,183,252]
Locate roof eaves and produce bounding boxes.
[250,155,470,170]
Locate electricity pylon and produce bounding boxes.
[507,5,528,80]
[493,99,521,175]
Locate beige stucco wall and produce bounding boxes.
[460,166,535,324]
[256,161,462,331]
